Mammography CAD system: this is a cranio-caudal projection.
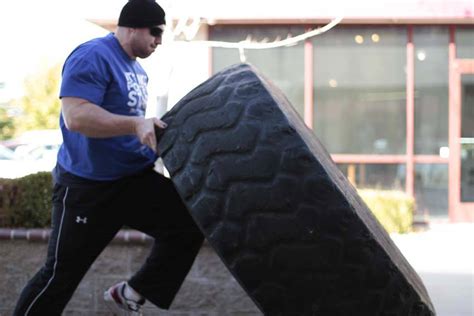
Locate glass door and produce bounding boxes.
[460,74,474,203]
[450,60,474,221]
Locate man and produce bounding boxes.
[14,0,204,315]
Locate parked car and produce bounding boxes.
[0,130,62,179]
[0,144,15,160]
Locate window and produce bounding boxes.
[456,26,474,59]
[415,164,448,217]
[210,25,305,117]
[414,26,449,155]
[313,26,407,154]
[337,163,405,190]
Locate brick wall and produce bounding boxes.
[0,240,261,315]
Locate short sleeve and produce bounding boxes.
[60,50,109,105]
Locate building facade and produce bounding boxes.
[202,1,474,223]
[94,0,473,222]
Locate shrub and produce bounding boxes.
[359,189,414,234]
[0,172,52,228]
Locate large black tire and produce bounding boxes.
[157,63,435,316]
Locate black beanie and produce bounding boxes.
[118,0,166,28]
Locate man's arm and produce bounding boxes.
[61,97,167,152]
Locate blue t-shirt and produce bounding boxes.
[57,33,158,181]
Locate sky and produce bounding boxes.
[0,0,121,100]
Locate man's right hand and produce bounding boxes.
[134,117,167,152]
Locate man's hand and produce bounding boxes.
[135,117,167,152]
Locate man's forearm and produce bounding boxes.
[61,97,143,138]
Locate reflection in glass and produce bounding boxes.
[414,27,449,155]
[461,75,474,202]
[210,25,305,117]
[313,26,406,154]
[415,164,448,218]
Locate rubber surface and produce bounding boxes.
[157,63,435,316]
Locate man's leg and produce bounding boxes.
[124,170,205,309]
[14,183,123,315]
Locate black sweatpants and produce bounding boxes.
[14,169,204,315]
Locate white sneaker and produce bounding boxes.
[104,281,145,316]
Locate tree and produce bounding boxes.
[14,64,62,133]
[0,105,15,140]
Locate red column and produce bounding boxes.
[448,26,458,221]
[304,35,314,129]
[406,26,415,198]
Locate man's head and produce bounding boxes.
[116,0,166,59]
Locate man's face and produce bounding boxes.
[130,25,165,59]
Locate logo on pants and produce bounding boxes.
[76,216,88,224]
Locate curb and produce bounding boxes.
[0,228,152,244]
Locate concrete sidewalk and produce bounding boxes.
[391,223,474,316]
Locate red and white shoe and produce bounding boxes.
[104,281,145,316]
